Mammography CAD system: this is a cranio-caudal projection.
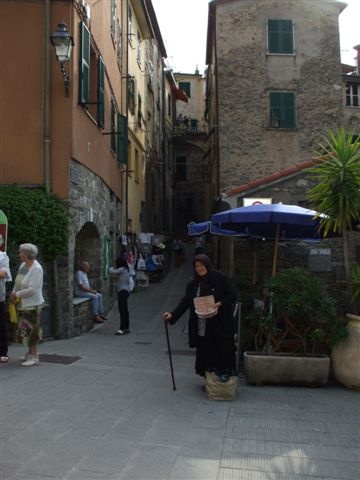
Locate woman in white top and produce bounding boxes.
[10,243,44,367]
[109,257,131,336]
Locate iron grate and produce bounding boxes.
[39,353,81,365]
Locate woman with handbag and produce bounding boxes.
[10,243,44,367]
[163,254,237,387]
[0,251,12,363]
[109,257,131,336]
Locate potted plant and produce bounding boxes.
[243,267,347,386]
[331,265,360,390]
[306,128,360,390]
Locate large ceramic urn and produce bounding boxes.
[331,314,360,390]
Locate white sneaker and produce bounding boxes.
[19,354,28,361]
[115,329,126,335]
[21,355,39,367]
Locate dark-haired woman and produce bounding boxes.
[163,254,237,379]
[109,257,131,335]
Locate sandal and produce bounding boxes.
[0,356,9,363]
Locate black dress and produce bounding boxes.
[170,269,237,376]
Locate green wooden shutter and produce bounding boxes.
[270,92,282,127]
[282,92,296,128]
[178,81,191,98]
[97,57,105,128]
[79,22,90,104]
[268,19,293,54]
[117,113,128,164]
[270,92,295,128]
[111,100,116,152]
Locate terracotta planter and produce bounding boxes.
[244,351,330,387]
[331,314,360,390]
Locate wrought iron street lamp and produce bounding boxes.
[50,22,74,97]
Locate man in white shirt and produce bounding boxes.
[0,251,12,362]
[74,261,107,323]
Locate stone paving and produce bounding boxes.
[0,249,359,480]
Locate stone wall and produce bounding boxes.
[54,160,122,338]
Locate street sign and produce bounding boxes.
[243,198,272,206]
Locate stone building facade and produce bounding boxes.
[172,72,208,233]
[205,0,349,203]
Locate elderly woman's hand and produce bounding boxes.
[10,292,17,303]
[163,312,173,323]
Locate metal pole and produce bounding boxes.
[164,321,176,391]
[236,302,242,372]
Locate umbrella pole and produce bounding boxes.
[252,251,257,285]
[272,223,280,276]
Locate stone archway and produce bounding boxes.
[74,222,102,291]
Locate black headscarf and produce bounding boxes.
[193,254,214,296]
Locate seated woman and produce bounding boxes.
[145,255,161,282]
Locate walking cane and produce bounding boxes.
[164,321,177,391]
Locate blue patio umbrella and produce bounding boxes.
[187,221,246,237]
[211,203,327,275]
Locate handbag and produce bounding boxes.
[205,370,238,401]
[8,300,19,325]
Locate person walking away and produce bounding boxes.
[163,254,237,388]
[10,243,44,366]
[74,261,107,323]
[109,257,131,335]
[173,239,185,267]
[0,251,12,363]
[194,236,205,255]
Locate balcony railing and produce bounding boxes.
[174,117,206,134]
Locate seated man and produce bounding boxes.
[74,261,107,323]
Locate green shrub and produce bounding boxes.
[246,267,347,354]
[0,186,69,261]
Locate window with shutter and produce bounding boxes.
[346,82,359,107]
[128,6,133,45]
[111,99,116,153]
[111,0,116,39]
[79,22,90,105]
[117,19,122,68]
[137,94,142,128]
[178,81,191,98]
[128,76,136,114]
[267,19,294,54]
[117,113,128,164]
[269,92,296,129]
[97,57,105,128]
[176,156,187,181]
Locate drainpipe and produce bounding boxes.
[125,0,130,234]
[44,0,51,191]
[44,0,61,337]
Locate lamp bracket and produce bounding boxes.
[102,131,124,135]
[60,62,70,97]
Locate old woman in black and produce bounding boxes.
[163,254,237,377]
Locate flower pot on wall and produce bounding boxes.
[331,314,360,390]
[244,351,330,387]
